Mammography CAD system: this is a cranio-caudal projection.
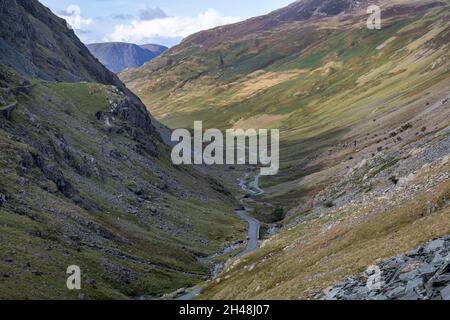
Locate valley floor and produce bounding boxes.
[176,171,265,300]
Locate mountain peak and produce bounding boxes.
[179,0,371,48]
[271,0,367,20]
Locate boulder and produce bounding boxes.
[399,270,420,281]
[425,239,445,253]
[419,263,437,278]
[323,235,450,300]
[440,285,450,300]
[385,286,405,298]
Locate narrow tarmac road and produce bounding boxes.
[176,172,263,300]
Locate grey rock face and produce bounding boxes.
[441,284,450,300]
[323,234,450,300]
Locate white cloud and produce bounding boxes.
[58,5,93,30]
[107,9,241,44]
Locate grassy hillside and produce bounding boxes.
[122,0,449,205]
[0,67,244,299]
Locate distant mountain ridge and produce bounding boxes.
[140,44,167,56]
[88,42,167,73]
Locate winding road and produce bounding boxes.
[235,208,260,257]
[252,173,264,196]
[176,172,263,300]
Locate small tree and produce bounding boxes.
[325,200,335,208]
[273,207,285,221]
[389,176,399,185]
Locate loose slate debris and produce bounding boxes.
[323,235,450,300]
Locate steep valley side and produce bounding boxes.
[0,0,244,299]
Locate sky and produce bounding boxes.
[40,0,294,47]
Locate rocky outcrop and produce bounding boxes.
[323,235,450,300]
[0,0,162,136]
